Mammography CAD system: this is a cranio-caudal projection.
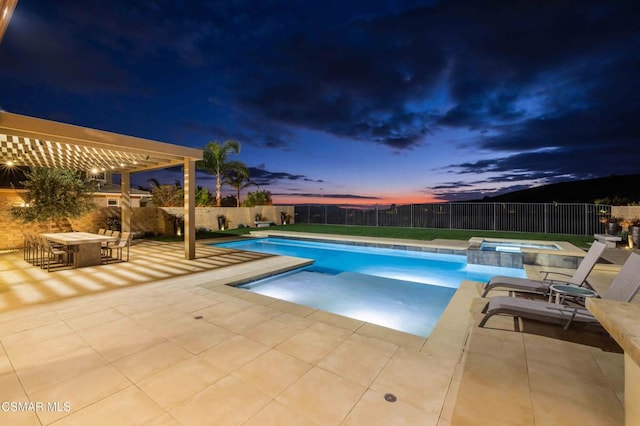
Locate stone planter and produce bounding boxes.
[607,222,620,235]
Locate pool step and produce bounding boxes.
[335,271,425,286]
[244,269,456,337]
[274,270,420,287]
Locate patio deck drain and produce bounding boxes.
[384,393,397,402]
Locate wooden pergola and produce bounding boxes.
[0,111,203,259]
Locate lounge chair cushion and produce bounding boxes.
[480,253,640,329]
[483,276,551,296]
[480,295,597,328]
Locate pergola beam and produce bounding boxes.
[0,0,18,44]
[0,112,201,173]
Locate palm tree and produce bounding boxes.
[196,140,240,207]
[146,178,161,190]
[223,161,257,207]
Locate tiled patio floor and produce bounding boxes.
[0,238,635,425]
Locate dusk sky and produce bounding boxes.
[1,1,639,205]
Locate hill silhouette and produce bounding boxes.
[478,174,640,204]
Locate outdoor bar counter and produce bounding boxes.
[587,298,640,426]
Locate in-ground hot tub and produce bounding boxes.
[479,241,561,253]
[468,238,584,269]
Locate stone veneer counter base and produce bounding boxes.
[587,298,640,426]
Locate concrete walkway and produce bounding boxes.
[0,238,635,424]
[0,240,465,424]
[450,247,639,425]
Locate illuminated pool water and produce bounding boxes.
[215,238,526,336]
[480,241,561,253]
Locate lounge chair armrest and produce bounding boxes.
[546,278,573,285]
[540,271,573,281]
[545,305,589,315]
[541,271,594,289]
[545,305,592,329]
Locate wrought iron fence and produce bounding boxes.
[293,203,612,236]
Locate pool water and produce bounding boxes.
[215,238,526,336]
[480,241,560,252]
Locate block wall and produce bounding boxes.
[0,191,294,249]
[159,206,295,231]
[0,192,73,249]
[612,206,640,222]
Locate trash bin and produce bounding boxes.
[217,215,226,230]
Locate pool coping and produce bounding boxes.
[248,230,592,268]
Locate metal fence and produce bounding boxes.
[293,203,612,236]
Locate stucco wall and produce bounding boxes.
[159,206,295,230]
[0,190,294,249]
[612,206,640,223]
[0,189,167,249]
[66,206,174,236]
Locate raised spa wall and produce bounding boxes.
[466,237,585,269]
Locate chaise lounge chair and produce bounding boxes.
[479,252,640,329]
[480,241,607,297]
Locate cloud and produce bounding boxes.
[214,0,640,171]
[428,181,475,190]
[248,167,323,186]
[271,192,381,200]
[231,9,449,150]
[431,1,640,188]
[0,10,130,94]
[447,99,640,183]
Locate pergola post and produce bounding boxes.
[184,159,196,259]
[120,171,131,232]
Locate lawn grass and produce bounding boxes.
[154,223,595,248]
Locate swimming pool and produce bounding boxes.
[215,237,526,336]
